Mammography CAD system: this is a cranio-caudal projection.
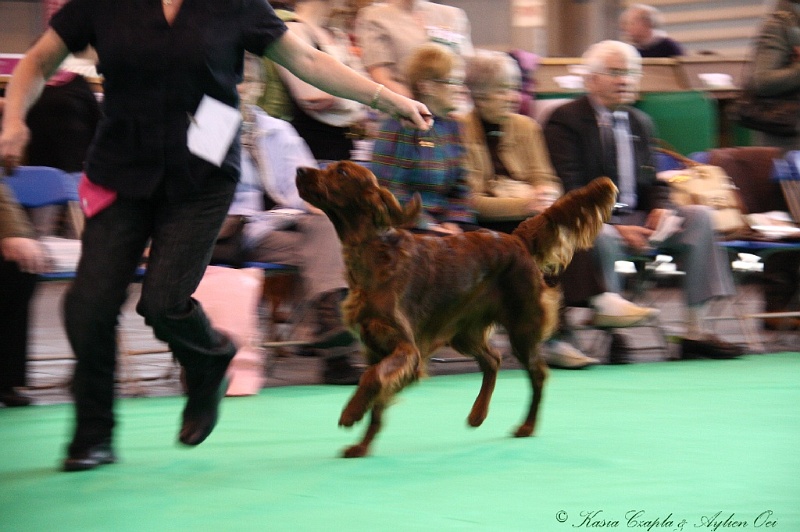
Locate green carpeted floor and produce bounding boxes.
[2,353,799,531]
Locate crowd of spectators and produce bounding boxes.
[2,0,798,423]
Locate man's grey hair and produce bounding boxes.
[582,40,642,76]
[625,4,664,30]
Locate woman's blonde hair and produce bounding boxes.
[464,49,521,99]
[404,42,457,100]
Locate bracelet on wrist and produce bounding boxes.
[369,83,384,110]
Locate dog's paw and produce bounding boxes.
[513,424,535,438]
[467,409,487,428]
[338,407,365,428]
[341,444,369,458]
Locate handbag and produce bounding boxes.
[655,148,747,233]
[732,91,800,137]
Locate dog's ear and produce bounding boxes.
[376,188,422,228]
[403,193,422,226]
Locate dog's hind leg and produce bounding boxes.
[504,324,549,438]
[451,330,501,428]
[342,401,385,458]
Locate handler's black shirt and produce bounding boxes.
[51,0,287,198]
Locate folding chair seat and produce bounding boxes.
[697,147,800,351]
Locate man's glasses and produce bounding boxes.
[597,68,641,78]
[432,78,465,86]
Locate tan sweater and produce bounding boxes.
[0,183,36,241]
[458,110,563,221]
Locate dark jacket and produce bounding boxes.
[543,95,670,214]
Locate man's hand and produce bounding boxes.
[645,208,670,231]
[615,224,653,252]
[1,237,48,274]
[0,119,30,176]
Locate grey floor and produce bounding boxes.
[21,278,798,406]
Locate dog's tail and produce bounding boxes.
[512,177,618,274]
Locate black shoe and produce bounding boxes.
[322,355,363,385]
[178,355,232,446]
[308,289,357,349]
[607,333,632,365]
[63,441,117,472]
[680,336,743,360]
[0,389,33,407]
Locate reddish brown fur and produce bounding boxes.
[296,161,617,457]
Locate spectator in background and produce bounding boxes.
[218,53,362,384]
[544,40,740,361]
[25,69,100,173]
[459,49,562,234]
[620,4,684,58]
[1,183,48,407]
[276,0,368,163]
[258,1,299,121]
[355,0,474,98]
[371,42,474,234]
[24,67,101,238]
[459,50,605,369]
[747,0,800,329]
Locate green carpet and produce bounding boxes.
[2,353,799,531]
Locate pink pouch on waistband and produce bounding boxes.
[78,174,117,218]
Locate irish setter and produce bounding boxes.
[296,161,617,458]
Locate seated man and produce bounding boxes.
[215,54,362,385]
[544,40,740,361]
[1,182,48,407]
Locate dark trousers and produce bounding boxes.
[0,260,37,390]
[763,250,800,312]
[63,174,237,453]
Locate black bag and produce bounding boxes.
[732,91,800,137]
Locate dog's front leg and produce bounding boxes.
[339,341,420,428]
[342,402,385,458]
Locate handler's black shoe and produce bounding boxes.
[178,355,232,446]
[63,442,117,472]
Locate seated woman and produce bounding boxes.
[370,42,475,234]
[459,49,563,234]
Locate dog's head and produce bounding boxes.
[296,161,421,243]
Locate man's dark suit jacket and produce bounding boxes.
[543,95,670,306]
[544,95,670,215]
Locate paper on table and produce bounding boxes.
[187,95,242,167]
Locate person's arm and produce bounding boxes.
[276,22,338,112]
[366,65,412,98]
[0,185,47,274]
[0,29,71,174]
[266,27,431,129]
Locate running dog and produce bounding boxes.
[296,160,617,457]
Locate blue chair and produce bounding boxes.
[4,165,84,238]
[3,166,74,207]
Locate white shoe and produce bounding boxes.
[541,340,600,369]
[591,292,660,328]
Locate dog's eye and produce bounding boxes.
[337,167,348,178]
